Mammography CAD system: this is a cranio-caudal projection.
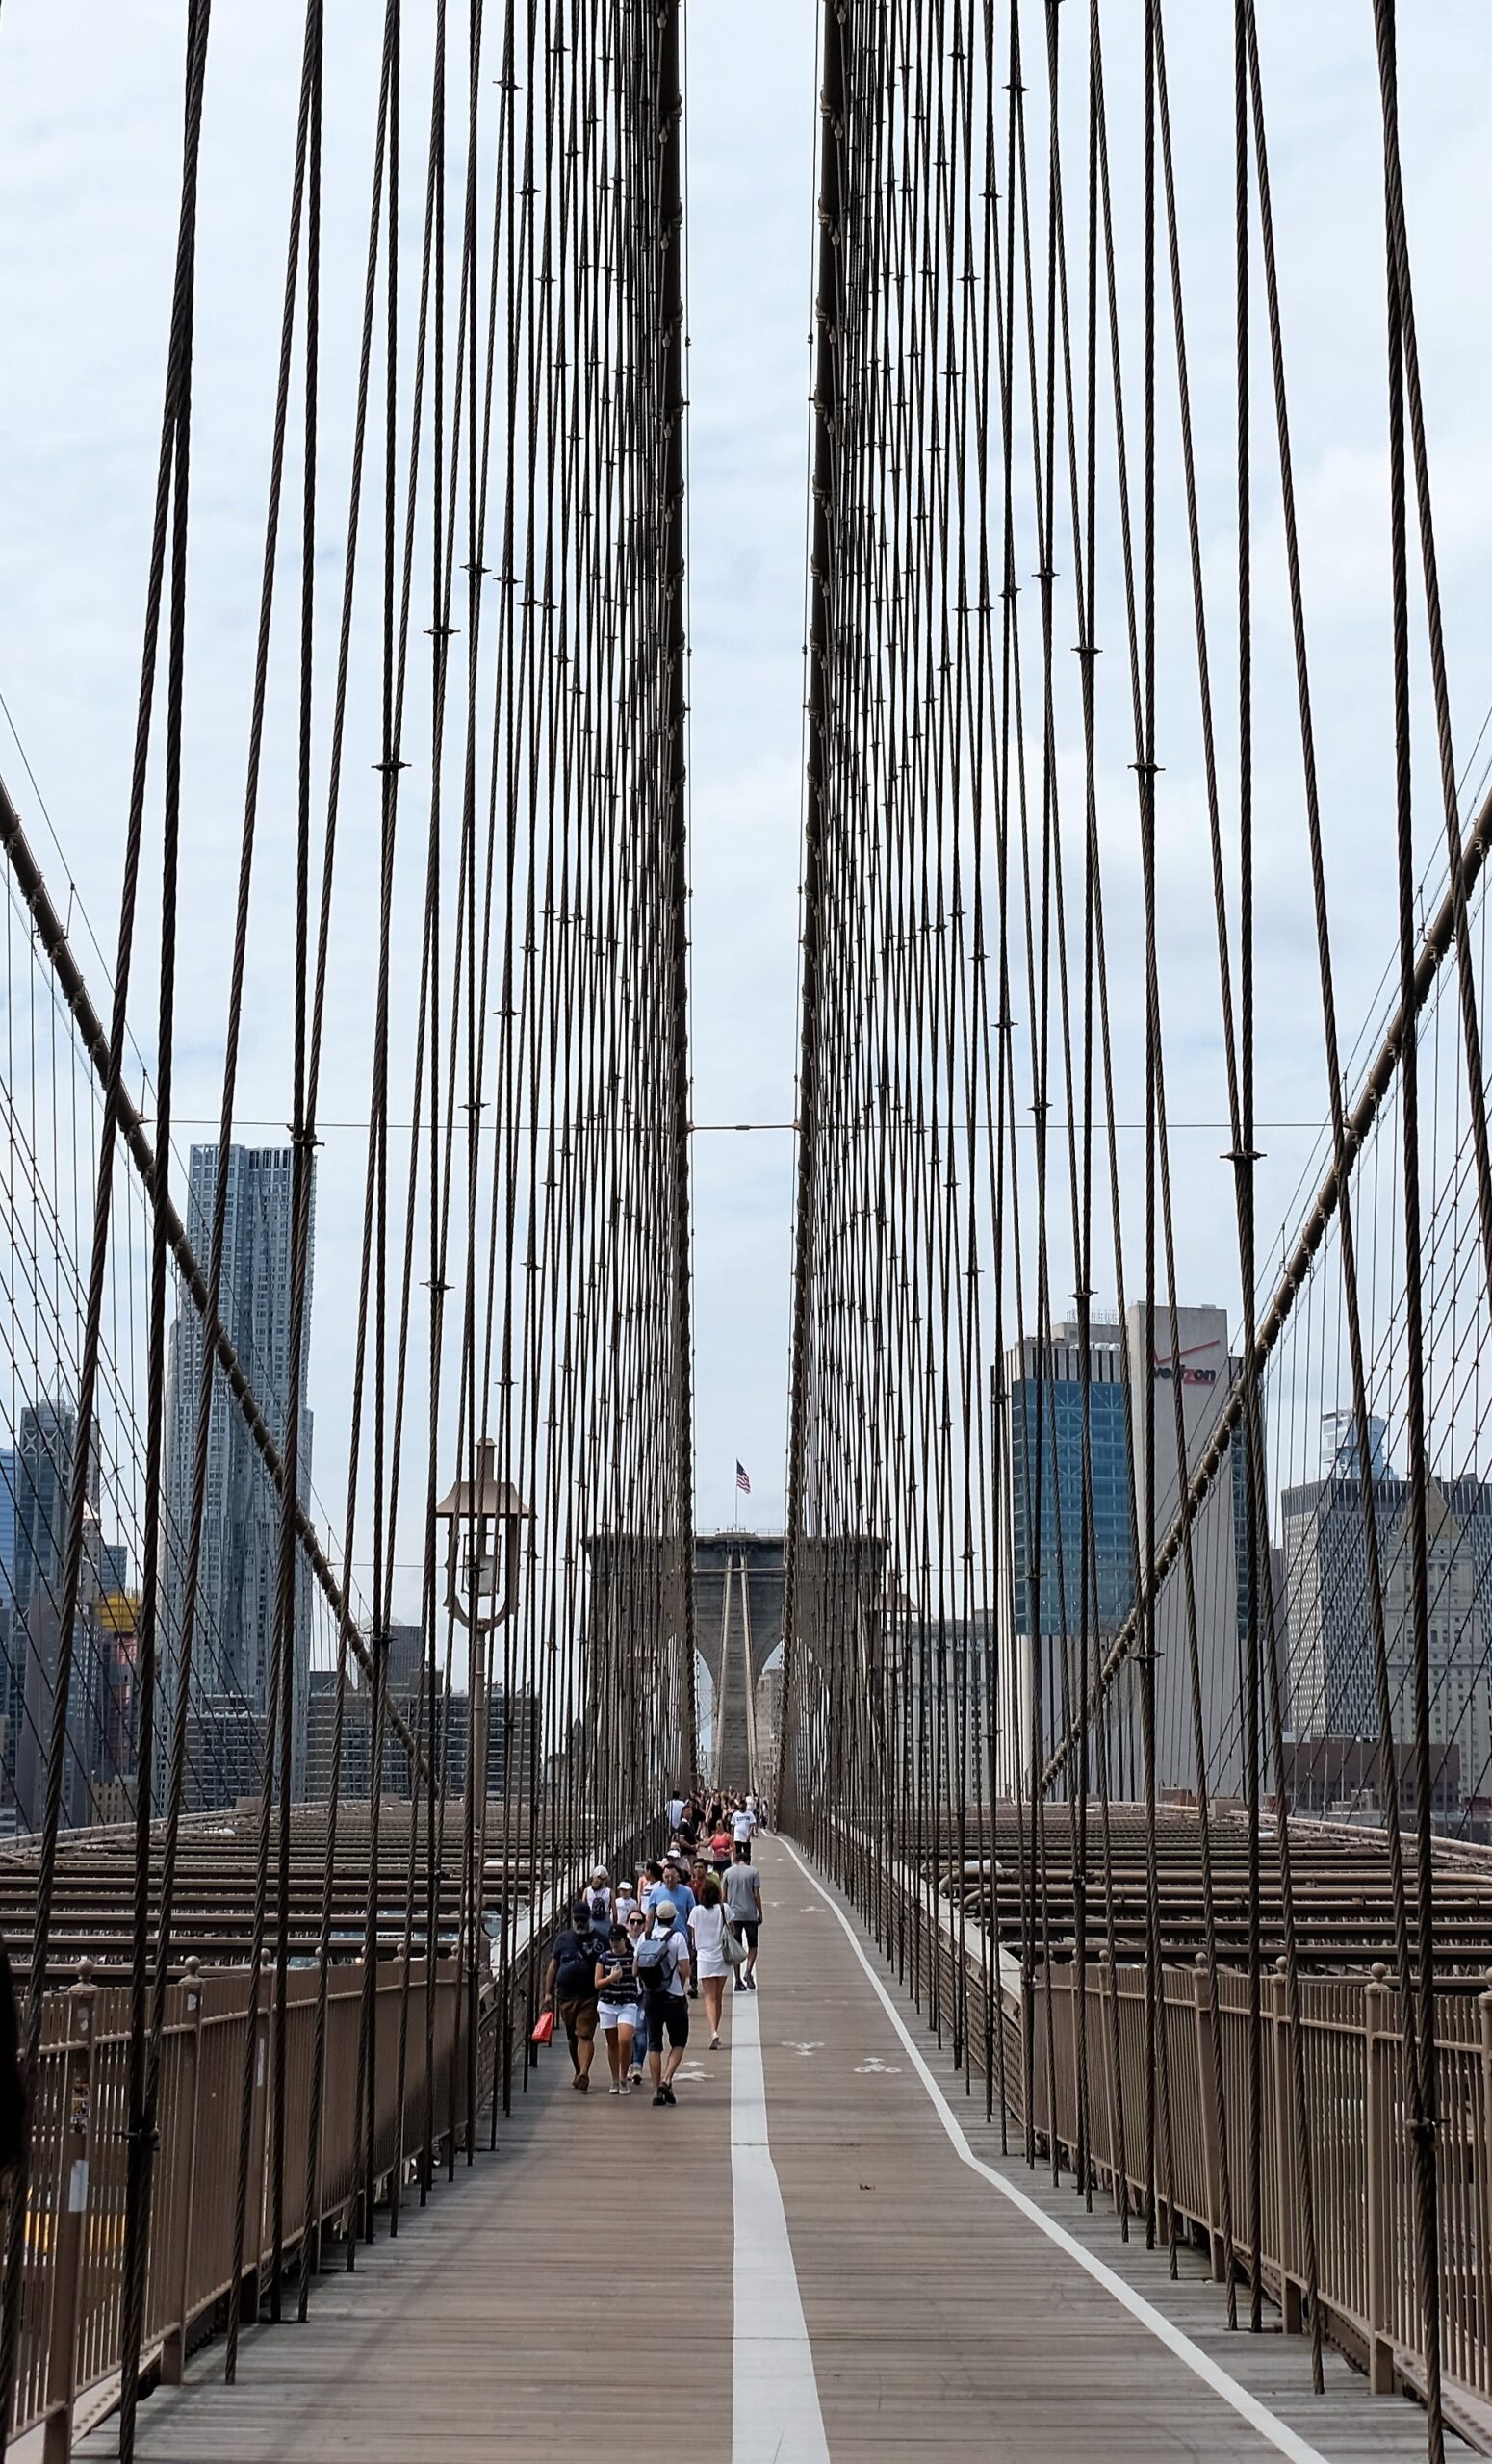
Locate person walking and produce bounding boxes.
[634,1899,691,2104]
[656,1859,697,1994]
[708,1818,733,1875]
[595,1922,642,2092]
[623,1906,648,2082]
[659,1858,695,1929]
[543,1898,603,2089]
[688,1872,731,2049]
[732,1798,758,1854]
[724,1840,763,1992]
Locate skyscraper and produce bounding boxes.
[998,1319,1134,1793]
[1127,1300,1249,1798]
[13,1399,96,1612]
[1280,1435,1492,1825]
[0,1448,19,1799]
[0,1447,17,1611]
[11,1399,103,1829]
[161,1145,316,1805]
[999,1304,1254,1801]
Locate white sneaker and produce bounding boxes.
[709,2033,721,2050]
[609,2082,622,2094]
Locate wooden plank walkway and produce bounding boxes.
[90,1835,1452,2462]
[767,1835,1453,2464]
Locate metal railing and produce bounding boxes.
[818,1821,1492,2436]
[1025,1958,1492,2414]
[6,1948,507,2457]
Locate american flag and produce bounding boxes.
[735,1460,751,1496]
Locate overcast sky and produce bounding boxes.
[0,2,1488,1591]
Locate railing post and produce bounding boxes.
[1364,1963,1394,2395]
[240,1999,271,2328]
[41,1959,97,2464]
[161,1958,205,2385]
[1273,1958,1304,2335]
[1193,1954,1225,2283]
[1476,1974,1492,2403]
[1097,1949,1119,2216]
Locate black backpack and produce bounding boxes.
[555,1930,597,1999]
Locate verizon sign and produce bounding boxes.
[1152,1335,1221,1388]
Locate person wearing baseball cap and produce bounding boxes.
[633,1897,691,2104]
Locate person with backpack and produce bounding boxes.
[543,1898,603,2091]
[587,1867,612,1932]
[633,1898,691,2104]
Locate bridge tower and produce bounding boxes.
[694,1530,785,1794]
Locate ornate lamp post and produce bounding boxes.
[434,1440,528,2139]
[433,1439,527,1811]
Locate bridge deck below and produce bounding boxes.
[94,1836,1451,2462]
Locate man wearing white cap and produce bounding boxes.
[632,1898,691,2104]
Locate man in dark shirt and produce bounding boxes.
[543,1898,602,2090]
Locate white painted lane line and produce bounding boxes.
[780,1839,1331,2464]
[731,1983,832,2464]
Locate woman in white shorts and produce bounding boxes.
[595,1922,642,2092]
[687,1872,731,2048]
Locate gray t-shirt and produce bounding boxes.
[723,1863,761,1923]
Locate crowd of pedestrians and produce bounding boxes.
[542,1790,764,2108]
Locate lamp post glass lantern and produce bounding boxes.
[433,1442,528,1826]
[433,1440,527,1634]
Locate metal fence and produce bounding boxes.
[1024,1958,1492,2413]
[6,1944,519,2457]
[826,1826,1492,2427]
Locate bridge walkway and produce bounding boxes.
[90,1836,1453,2462]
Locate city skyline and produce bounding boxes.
[161,1142,317,1806]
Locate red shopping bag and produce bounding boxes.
[530,2008,555,2047]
